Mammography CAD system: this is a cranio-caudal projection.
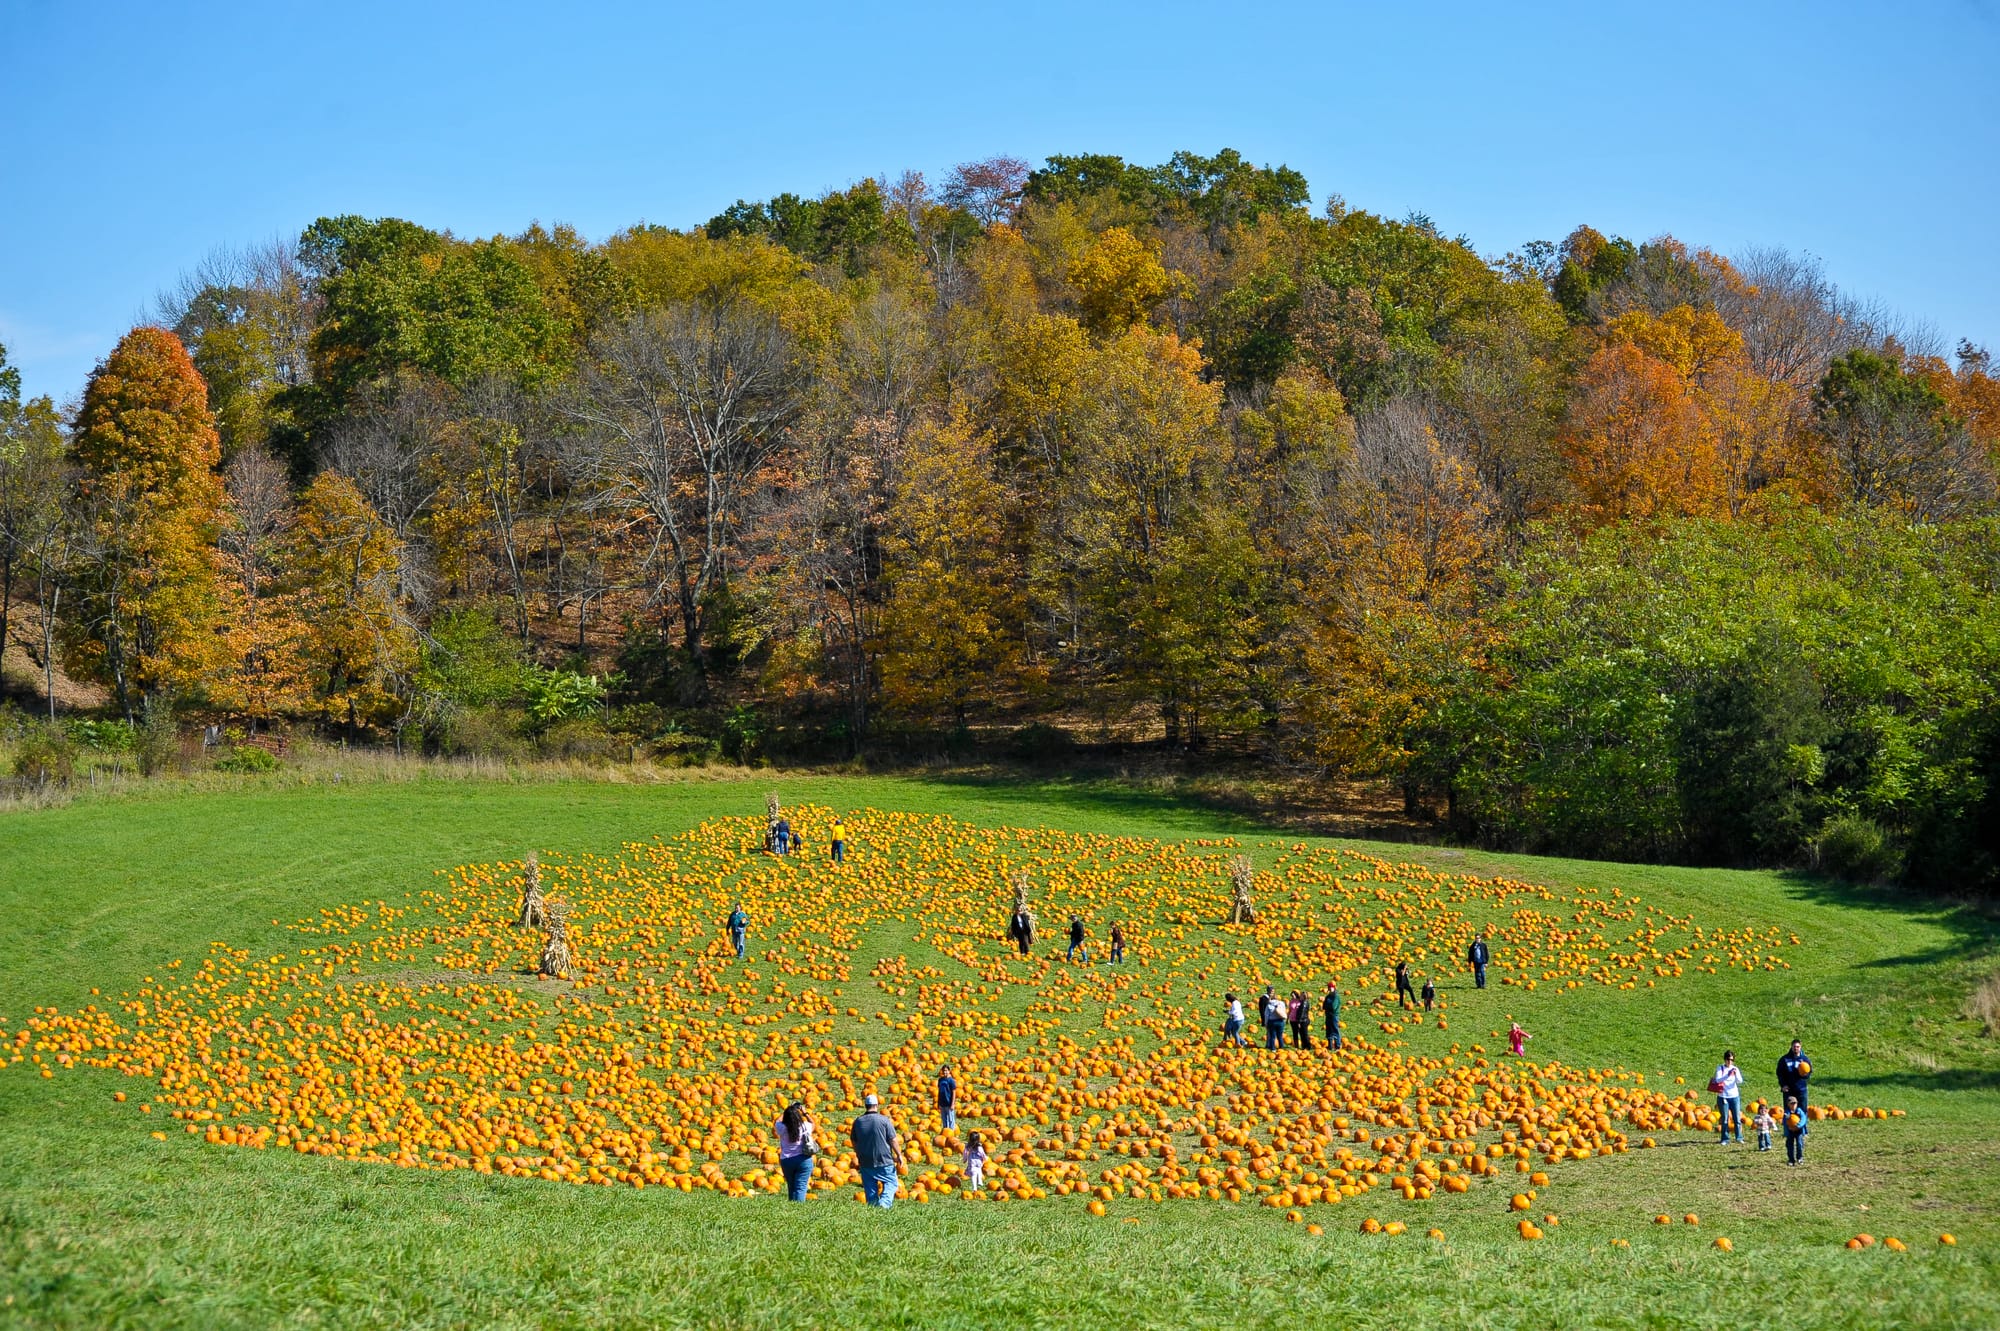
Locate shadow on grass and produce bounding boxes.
[1832,1067,2000,1094]
[916,768,1422,842]
[1775,870,2000,964]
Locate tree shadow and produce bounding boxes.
[1773,869,2000,960]
[1832,1067,2000,1094]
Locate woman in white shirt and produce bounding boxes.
[776,1102,818,1200]
[1712,1051,1745,1144]
[1221,993,1246,1048]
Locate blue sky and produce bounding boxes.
[2,0,1996,403]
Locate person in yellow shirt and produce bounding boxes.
[830,816,848,864]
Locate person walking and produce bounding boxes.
[775,1102,818,1201]
[936,1063,958,1132]
[1395,960,1416,1009]
[774,815,794,855]
[1221,992,1246,1048]
[726,902,748,959]
[1782,1094,1808,1166]
[830,815,848,865]
[963,1130,989,1192]
[1321,978,1343,1051]
[1752,1101,1777,1152]
[1263,989,1289,1050]
[1467,932,1490,990]
[1420,976,1437,1012]
[1108,921,1126,965]
[1711,1050,1745,1143]
[1009,905,1035,957]
[1777,1039,1813,1109]
[1287,989,1312,1050]
[850,1093,906,1208]
[1066,915,1090,964]
[1508,1021,1530,1056]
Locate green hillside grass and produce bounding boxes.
[2,774,1997,1330]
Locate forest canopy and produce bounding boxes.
[3,148,1997,892]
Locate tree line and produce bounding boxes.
[2,148,1996,889]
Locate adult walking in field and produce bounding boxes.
[1220,992,1246,1048]
[1395,960,1416,1009]
[1287,989,1312,1050]
[1263,989,1289,1050]
[727,902,749,959]
[851,1093,907,1208]
[1710,1050,1745,1144]
[773,816,794,856]
[830,815,849,865]
[1067,915,1090,964]
[1321,979,1343,1051]
[775,1102,818,1201]
[1777,1039,1813,1109]
[1009,906,1035,957]
[937,1063,957,1132]
[1467,933,1490,989]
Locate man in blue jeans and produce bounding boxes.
[936,1064,957,1132]
[850,1093,906,1208]
[726,902,748,959]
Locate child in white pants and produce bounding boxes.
[963,1130,988,1191]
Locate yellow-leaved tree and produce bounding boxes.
[288,471,417,736]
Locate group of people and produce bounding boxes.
[1222,980,1347,1051]
[1711,1041,1816,1164]
[772,1064,980,1208]
[1005,910,1126,964]
[763,813,849,863]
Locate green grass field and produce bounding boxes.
[3,772,1998,1330]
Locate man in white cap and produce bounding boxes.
[850,1092,906,1208]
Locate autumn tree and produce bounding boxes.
[66,327,229,716]
[1813,348,1994,517]
[0,341,67,674]
[288,470,417,736]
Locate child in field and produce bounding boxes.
[1782,1095,1808,1166]
[1421,976,1436,1011]
[1752,1101,1776,1151]
[963,1130,988,1191]
[1508,1021,1530,1056]
[1221,993,1245,1048]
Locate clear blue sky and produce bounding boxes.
[3,0,1996,404]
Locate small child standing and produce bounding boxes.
[1508,1021,1530,1056]
[1421,976,1437,1011]
[963,1130,989,1191]
[1782,1095,1808,1166]
[1752,1102,1777,1152]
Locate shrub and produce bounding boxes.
[442,706,530,761]
[134,697,184,777]
[67,718,136,752]
[1008,723,1076,761]
[1966,972,2000,1038]
[537,717,615,763]
[13,725,77,784]
[721,705,763,763]
[1814,813,1903,884]
[523,667,611,729]
[212,745,280,774]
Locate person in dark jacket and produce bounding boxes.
[1008,908,1034,957]
[1394,960,1416,1009]
[1066,915,1090,964]
[1321,979,1343,1051]
[936,1064,958,1132]
[727,903,748,959]
[1420,975,1436,1011]
[1467,933,1490,989]
[1777,1039,1813,1109]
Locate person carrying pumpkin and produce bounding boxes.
[1777,1039,1813,1109]
[1782,1094,1808,1165]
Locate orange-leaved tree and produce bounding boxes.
[66,326,228,715]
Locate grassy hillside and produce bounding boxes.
[2,774,1997,1330]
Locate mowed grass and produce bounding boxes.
[2,773,1998,1330]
